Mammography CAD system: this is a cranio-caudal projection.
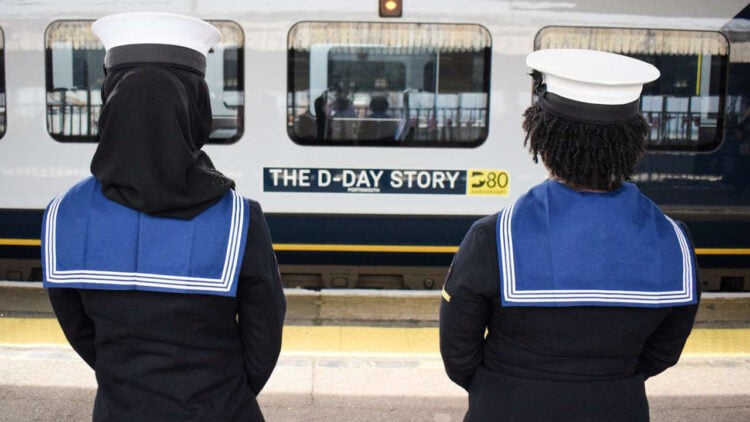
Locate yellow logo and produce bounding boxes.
[467,169,509,196]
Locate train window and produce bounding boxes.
[0,27,5,139]
[535,27,729,152]
[44,20,244,143]
[287,22,492,147]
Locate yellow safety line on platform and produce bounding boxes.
[1,318,748,356]
[2,238,750,255]
[0,318,67,344]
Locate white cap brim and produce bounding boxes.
[92,12,222,57]
[526,49,660,105]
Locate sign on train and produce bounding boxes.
[263,167,509,195]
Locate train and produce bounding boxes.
[0,0,748,291]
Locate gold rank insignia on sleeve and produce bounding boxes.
[441,288,451,302]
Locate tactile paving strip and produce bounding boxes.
[1,318,747,356]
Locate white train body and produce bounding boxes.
[1,0,748,289]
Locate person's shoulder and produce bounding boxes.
[239,196,268,222]
[55,176,97,201]
[241,196,261,211]
[623,181,660,207]
[624,182,681,223]
[69,175,97,191]
[448,212,502,295]
[461,213,501,251]
[473,213,499,230]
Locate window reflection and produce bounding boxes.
[287,22,491,147]
[44,20,244,143]
[536,27,729,151]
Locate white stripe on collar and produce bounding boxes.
[498,203,695,305]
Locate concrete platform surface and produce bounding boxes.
[2,283,749,420]
[1,346,749,422]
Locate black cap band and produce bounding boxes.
[105,44,206,75]
[538,92,641,124]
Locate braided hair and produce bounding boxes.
[522,104,650,191]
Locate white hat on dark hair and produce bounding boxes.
[92,12,221,57]
[525,49,660,122]
[526,49,660,105]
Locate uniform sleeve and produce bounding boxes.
[638,221,701,379]
[237,201,286,395]
[47,289,97,369]
[439,219,496,391]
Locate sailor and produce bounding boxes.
[439,49,700,422]
[42,12,285,421]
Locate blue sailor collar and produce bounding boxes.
[497,179,697,308]
[42,177,249,297]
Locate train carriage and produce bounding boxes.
[0,0,748,290]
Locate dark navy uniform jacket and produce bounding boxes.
[440,180,700,422]
[46,185,285,422]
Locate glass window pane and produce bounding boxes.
[726,40,750,158]
[535,27,729,152]
[44,20,244,143]
[287,22,491,147]
[0,27,5,139]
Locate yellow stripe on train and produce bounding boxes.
[2,238,750,255]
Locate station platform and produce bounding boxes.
[1,322,749,421]
[1,283,750,421]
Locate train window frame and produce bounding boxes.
[0,26,6,140]
[286,21,493,148]
[534,26,730,153]
[43,19,245,144]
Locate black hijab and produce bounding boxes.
[91,59,234,220]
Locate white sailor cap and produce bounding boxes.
[526,49,660,122]
[92,12,221,75]
[92,12,221,56]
